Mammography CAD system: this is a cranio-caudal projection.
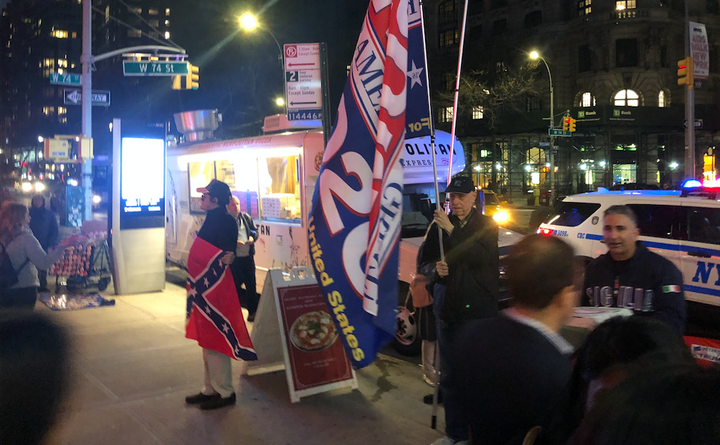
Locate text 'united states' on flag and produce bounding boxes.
[309,0,426,369]
[185,237,257,361]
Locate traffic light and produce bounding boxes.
[186,64,199,90]
[562,117,570,132]
[677,57,694,89]
[171,75,183,90]
[568,117,577,132]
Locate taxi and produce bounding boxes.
[481,189,511,225]
[538,182,720,310]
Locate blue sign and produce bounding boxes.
[288,109,323,121]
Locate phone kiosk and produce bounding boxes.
[110,119,166,294]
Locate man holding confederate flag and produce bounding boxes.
[184,179,256,410]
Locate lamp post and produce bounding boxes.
[530,50,555,206]
[239,13,285,113]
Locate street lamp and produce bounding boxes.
[238,12,285,113]
[529,50,556,205]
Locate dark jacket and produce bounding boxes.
[197,207,237,252]
[237,212,259,256]
[417,208,499,323]
[28,206,58,251]
[458,315,572,445]
[583,241,687,333]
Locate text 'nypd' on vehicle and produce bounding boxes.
[537,182,720,310]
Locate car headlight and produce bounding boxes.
[92,194,102,204]
[34,182,45,192]
[493,210,510,224]
[21,182,32,192]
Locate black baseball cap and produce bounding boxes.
[196,179,232,201]
[444,176,476,194]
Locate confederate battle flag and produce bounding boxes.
[185,237,257,361]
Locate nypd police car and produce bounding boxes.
[538,184,720,311]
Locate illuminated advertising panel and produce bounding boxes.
[120,137,165,228]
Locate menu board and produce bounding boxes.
[277,284,353,391]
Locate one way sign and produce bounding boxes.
[63,89,111,107]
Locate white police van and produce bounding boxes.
[538,186,720,310]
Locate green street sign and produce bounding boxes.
[549,129,572,137]
[49,72,81,86]
[123,61,189,76]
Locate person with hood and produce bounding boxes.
[28,195,58,292]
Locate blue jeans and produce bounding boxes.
[437,320,469,442]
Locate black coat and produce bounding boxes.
[458,315,572,445]
[583,241,687,333]
[28,206,58,251]
[197,207,237,252]
[417,208,499,324]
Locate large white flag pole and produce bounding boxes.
[447,0,470,186]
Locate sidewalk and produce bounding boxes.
[37,282,444,445]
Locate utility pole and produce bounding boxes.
[684,0,696,180]
[81,0,92,221]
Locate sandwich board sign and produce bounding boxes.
[243,268,357,403]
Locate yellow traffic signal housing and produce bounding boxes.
[677,57,694,89]
[562,118,570,132]
[568,118,577,132]
[171,75,183,90]
[186,64,199,90]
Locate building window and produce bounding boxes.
[148,8,159,15]
[473,107,484,119]
[524,11,542,28]
[128,29,142,38]
[42,106,55,116]
[58,107,67,115]
[439,0,458,25]
[44,87,54,98]
[443,72,455,91]
[165,20,170,26]
[43,58,55,68]
[578,44,592,72]
[165,8,171,16]
[658,90,669,107]
[439,107,454,123]
[71,32,77,38]
[130,7,141,14]
[526,96,541,112]
[616,0,636,10]
[614,89,639,107]
[164,31,170,39]
[51,29,69,38]
[492,19,507,35]
[580,92,596,107]
[149,19,159,27]
[58,59,67,68]
[578,0,592,15]
[59,116,67,124]
[439,29,459,47]
[616,38,638,67]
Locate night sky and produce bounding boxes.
[164,0,369,136]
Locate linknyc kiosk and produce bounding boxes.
[110,118,166,294]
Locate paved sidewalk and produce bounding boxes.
[37,282,444,445]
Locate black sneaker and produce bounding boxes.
[185,392,220,405]
[200,393,236,410]
[423,391,443,405]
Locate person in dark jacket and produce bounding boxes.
[458,234,579,445]
[184,179,238,411]
[583,205,687,333]
[227,196,260,322]
[28,195,58,292]
[417,175,499,445]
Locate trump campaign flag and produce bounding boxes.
[186,237,257,361]
[309,0,422,369]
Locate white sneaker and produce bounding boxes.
[431,437,469,445]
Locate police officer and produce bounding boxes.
[583,205,687,333]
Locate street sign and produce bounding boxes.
[122,61,189,76]
[284,43,323,121]
[63,89,111,106]
[549,129,572,137]
[49,72,81,86]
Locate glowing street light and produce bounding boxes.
[239,13,258,31]
[238,12,284,113]
[38,136,44,143]
[529,49,556,204]
[275,97,285,107]
[670,162,679,170]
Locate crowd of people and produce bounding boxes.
[415,175,719,445]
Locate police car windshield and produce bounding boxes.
[484,192,499,205]
[545,202,601,227]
